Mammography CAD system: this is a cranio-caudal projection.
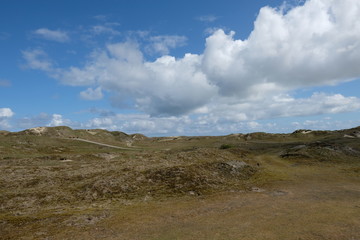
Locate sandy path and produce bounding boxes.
[70,138,139,150]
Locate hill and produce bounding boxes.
[0,126,359,239]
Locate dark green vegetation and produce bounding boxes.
[0,126,359,239]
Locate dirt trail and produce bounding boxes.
[70,138,139,150]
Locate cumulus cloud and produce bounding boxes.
[0,108,14,129]
[81,110,359,136]
[202,0,360,96]
[16,113,52,129]
[89,108,116,117]
[10,112,72,130]
[22,49,54,72]
[200,93,360,122]
[197,15,218,23]
[81,90,360,136]
[82,113,193,136]
[0,108,14,118]
[33,28,69,42]
[56,42,217,116]
[47,114,71,127]
[0,120,11,129]
[11,113,72,130]
[22,0,360,133]
[291,118,360,131]
[80,87,103,100]
[93,15,108,21]
[146,35,187,55]
[91,25,121,35]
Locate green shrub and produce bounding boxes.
[219,144,233,149]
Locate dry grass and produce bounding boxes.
[0,126,359,239]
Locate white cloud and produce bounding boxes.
[201,93,360,122]
[93,15,108,21]
[0,119,11,129]
[47,114,71,127]
[0,108,14,130]
[80,87,103,100]
[202,0,360,96]
[291,118,360,131]
[247,121,260,129]
[55,42,217,116]
[5,109,359,135]
[89,108,116,117]
[16,113,51,129]
[22,49,54,72]
[81,91,360,135]
[22,0,360,134]
[0,108,14,118]
[91,25,120,35]
[13,113,71,130]
[9,113,72,130]
[33,28,69,42]
[146,35,187,55]
[197,15,218,23]
[82,113,193,135]
[2,106,357,136]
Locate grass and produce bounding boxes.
[0,126,359,239]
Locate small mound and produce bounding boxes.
[143,161,257,195]
[18,126,74,137]
[280,141,360,162]
[0,130,10,135]
[130,133,148,140]
[77,160,258,201]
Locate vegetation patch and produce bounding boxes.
[0,126,359,239]
[220,144,233,149]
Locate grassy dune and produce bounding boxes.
[0,126,359,239]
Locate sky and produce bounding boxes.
[1,0,360,136]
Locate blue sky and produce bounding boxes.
[1,0,360,136]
